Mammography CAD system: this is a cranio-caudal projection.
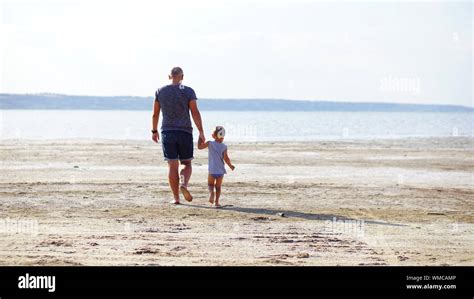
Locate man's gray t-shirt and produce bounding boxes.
[208,141,227,175]
[155,84,197,134]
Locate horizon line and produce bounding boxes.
[0,92,472,109]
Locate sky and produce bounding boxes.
[0,0,472,106]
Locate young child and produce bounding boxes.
[198,126,235,208]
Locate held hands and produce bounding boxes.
[198,131,206,144]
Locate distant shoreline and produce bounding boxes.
[0,136,472,144]
[1,93,472,112]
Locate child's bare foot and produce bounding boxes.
[214,203,222,208]
[180,185,193,202]
[209,191,215,204]
[169,199,180,205]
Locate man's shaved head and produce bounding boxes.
[171,67,183,77]
[169,67,184,85]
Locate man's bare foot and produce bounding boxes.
[180,185,193,202]
[209,191,215,204]
[169,199,180,205]
[214,203,222,208]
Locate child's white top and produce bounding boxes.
[208,141,227,175]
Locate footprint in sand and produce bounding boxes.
[133,248,159,255]
[250,216,271,221]
[398,256,409,261]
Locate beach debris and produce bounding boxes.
[297,253,310,258]
[398,256,409,261]
[232,237,247,241]
[251,216,270,221]
[263,254,291,259]
[276,212,286,217]
[40,240,72,247]
[143,228,160,233]
[134,247,159,255]
[171,246,186,251]
[88,242,99,246]
[267,259,294,265]
[73,165,79,168]
[427,212,446,216]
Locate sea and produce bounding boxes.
[0,110,472,142]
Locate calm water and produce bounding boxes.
[0,110,472,141]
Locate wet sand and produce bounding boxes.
[0,137,473,265]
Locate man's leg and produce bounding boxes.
[179,160,193,202]
[167,160,180,204]
[180,160,192,187]
[177,132,194,202]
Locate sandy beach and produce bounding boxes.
[0,137,472,266]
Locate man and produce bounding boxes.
[152,67,205,204]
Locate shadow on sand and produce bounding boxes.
[180,203,406,227]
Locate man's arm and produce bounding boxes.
[189,99,205,143]
[152,100,160,143]
[198,139,209,150]
[223,149,235,170]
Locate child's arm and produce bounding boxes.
[223,149,235,170]
[198,137,209,150]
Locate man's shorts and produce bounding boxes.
[161,130,194,161]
